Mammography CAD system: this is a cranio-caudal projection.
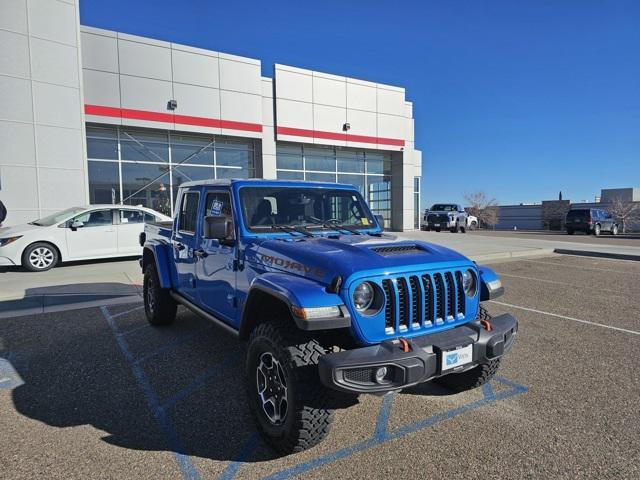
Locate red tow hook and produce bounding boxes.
[480,319,493,332]
[398,338,411,353]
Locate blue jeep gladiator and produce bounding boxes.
[140,179,516,454]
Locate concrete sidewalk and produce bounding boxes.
[0,258,142,318]
[398,230,640,262]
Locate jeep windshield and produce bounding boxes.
[239,186,376,233]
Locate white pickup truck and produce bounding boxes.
[421,204,477,233]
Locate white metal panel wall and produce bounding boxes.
[274,64,411,152]
[81,27,263,139]
[0,0,86,226]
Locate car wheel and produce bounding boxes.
[470,221,478,230]
[247,319,334,454]
[567,229,574,235]
[450,224,459,233]
[611,225,618,236]
[22,242,59,272]
[460,226,466,233]
[594,224,601,236]
[143,263,177,326]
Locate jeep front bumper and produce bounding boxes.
[318,314,517,394]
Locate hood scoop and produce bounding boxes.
[371,244,425,256]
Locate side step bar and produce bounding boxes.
[170,292,239,337]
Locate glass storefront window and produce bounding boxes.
[338,174,365,194]
[88,161,120,204]
[171,134,214,166]
[305,146,336,172]
[85,124,255,216]
[86,127,118,160]
[121,163,171,216]
[306,172,336,182]
[276,170,304,180]
[120,129,169,163]
[337,150,365,173]
[276,144,303,170]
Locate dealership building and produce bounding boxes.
[0,0,422,230]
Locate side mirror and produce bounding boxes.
[71,220,84,230]
[375,215,385,231]
[204,216,235,244]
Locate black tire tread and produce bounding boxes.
[248,319,334,454]
[143,263,177,326]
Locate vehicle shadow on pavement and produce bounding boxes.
[1,306,279,463]
[0,283,141,318]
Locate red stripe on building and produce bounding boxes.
[276,126,404,147]
[84,105,263,133]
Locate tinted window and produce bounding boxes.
[567,210,590,220]
[120,209,145,224]
[179,192,199,233]
[73,209,113,227]
[431,204,457,212]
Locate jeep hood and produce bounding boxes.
[245,234,473,286]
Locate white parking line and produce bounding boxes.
[497,273,624,295]
[489,300,640,336]
[522,259,640,275]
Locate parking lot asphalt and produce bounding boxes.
[1,254,639,479]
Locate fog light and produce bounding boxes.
[375,366,388,384]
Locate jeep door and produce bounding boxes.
[174,189,200,301]
[195,189,238,325]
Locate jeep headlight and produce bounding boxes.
[462,269,477,297]
[353,282,375,311]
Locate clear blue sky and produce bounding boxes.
[80,0,640,208]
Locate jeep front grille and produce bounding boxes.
[381,270,467,334]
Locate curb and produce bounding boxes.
[472,248,555,263]
[553,248,640,262]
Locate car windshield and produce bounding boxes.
[29,207,88,226]
[239,186,376,233]
[431,204,457,212]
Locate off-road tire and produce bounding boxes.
[143,263,177,326]
[22,242,59,272]
[246,319,334,454]
[435,305,501,392]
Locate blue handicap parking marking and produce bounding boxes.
[99,304,527,480]
[227,376,528,480]
[0,357,25,390]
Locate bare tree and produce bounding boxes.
[464,191,499,228]
[608,196,640,233]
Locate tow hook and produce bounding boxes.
[398,338,411,353]
[480,319,493,331]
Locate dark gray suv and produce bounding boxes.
[566,208,618,236]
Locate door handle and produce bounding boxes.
[194,249,208,259]
[175,242,186,251]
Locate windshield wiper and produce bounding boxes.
[271,224,314,238]
[305,217,363,235]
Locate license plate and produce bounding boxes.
[575,219,581,223]
[433,223,440,227]
[442,344,473,371]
